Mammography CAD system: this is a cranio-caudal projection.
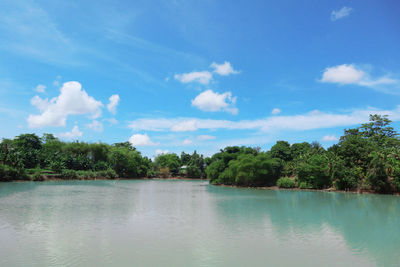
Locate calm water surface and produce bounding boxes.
[0,180,399,267]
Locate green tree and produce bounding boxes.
[270,141,292,162]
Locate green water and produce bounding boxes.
[0,180,399,267]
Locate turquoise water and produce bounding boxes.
[0,180,399,267]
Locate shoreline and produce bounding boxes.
[215,183,400,196]
[3,177,399,196]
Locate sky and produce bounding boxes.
[0,0,400,158]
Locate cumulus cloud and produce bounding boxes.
[155,149,168,155]
[320,64,400,93]
[321,64,365,84]
[197,135,216,141]
[58,125,82,139]
[107,94,120,114]
[35,84,46,93]
[191,90,238,114]
[86,120,103,132]
[128,105,400,133]
[331,7,353,21]
[322,134,338,142]
[182,139,193,145]
[30,95,50,112]
[129,133,157,146]
[210,61,239,76]
[28,81,103,128]
[174,71,212,85]
[271,108,281,115]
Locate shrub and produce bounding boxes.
[31,170,46,181]
[60,169,78,179]
[0,164,27,181]
[298,181,311,189]
[97,169,118,179]
[159,167,170,178]
[277,177,295,188]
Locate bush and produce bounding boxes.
[97,169,118,179]
[298,181,311,189]
[29,169,46,181]
[60,169,78,179]
[159,167,170,178]
[0,164,27,181]
[277,177,295,188]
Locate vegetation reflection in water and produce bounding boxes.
[0,180,399,266]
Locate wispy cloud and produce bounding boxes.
[320,64,400,94]
[174,71,212,85]
[174,61,238,85]
[86,120,104,132]
[0,1,78,65]
[321,134,338,142]
[271,108,281,115]
[331,7,353,21]
[35,84,46,93]
[129,106,400,133]
[197,135,216,141]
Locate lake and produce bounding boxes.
[0,180,399,266]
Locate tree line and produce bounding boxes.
[1,114,400,193]
[206,114,400,193]
[0,134,206,181]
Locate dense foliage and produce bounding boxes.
[0,134,206,181]
[2,114,400,194]
[205,115,400,193]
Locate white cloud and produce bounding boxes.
[331,7,353,21]
[104,118,118,125]
[191,90,238,114]
[58,126,82,139]
[321,64,400,93]
[271,108,281,115]
[35,84,46,93]
[171,119,198,132]
[155,149,169,155]
[53,76,62,87]
[107,94,120,114]
[86,120,103,132]
[174,71,212,85]
[30,95,50,112]
[129,105,400,133]
[182,139,193,145]
[129,133,157,146]
[322,134,338,142]
[27,81,103,128]
[197,135,216,141]
[210,61,239,76]
[321,64,365,84]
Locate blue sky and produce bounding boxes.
[1,0,400,158]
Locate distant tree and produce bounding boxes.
[155,153,181,176]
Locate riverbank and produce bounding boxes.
[2,176,207,182]
[4,176,399,196]
[214,183,400,196]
